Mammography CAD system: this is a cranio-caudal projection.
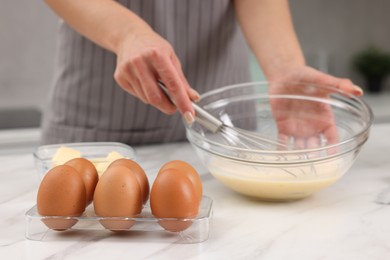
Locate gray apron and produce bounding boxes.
[41,0,250,145]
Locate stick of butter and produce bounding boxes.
[52,146,82,166]
[51,146,124,177]
[93,151,124,178]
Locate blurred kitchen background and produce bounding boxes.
[1,0,390,150]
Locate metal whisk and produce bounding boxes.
[158,81,288,151]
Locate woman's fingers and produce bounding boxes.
[151,50,195,123]
[113,28,196,122]
[309,69,363,96]
[114,62,148,103]
[334,78,363,96]
[276,133,290,150]
[172,55,201,102]
[131,56,176,114]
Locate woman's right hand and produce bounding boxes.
[44,0,198,123]
[113,27,199,123]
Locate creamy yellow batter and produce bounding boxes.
[206,156,351,201]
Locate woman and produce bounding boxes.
[41,0,362,146]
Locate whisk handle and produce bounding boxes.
[192,103,223,133]
[157,81,223,133]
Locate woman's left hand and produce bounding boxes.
[267,65,363,149]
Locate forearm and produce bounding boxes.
[44,0,151,53]
[233,0,305,79]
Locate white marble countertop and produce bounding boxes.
[1,124,390,260]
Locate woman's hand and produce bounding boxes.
[114,27,199,123]
[44,0,199,123]
[233,0,363,148]
[267,65,363,149]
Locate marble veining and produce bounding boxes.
[0,124,390,259]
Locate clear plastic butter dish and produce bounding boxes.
[25,196,213,244]
[33,142,136,179]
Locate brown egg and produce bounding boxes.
[151,168,199,232]
[37,165,86,231]
[93,165,142,231]
[159,160,203,202]
[108,158,150,204]
[65,157,98,205]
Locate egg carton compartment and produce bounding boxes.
[25,196,213,244]
[33,142,136,179]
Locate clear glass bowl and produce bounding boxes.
[185,82,373,201]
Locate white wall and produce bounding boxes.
[0,0,57,110]
[0,0,389,111]
[290,0,390,90]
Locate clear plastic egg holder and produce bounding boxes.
[28,142,213,243]
[25,196,212,243]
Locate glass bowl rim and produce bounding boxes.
[185,81,373,163]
